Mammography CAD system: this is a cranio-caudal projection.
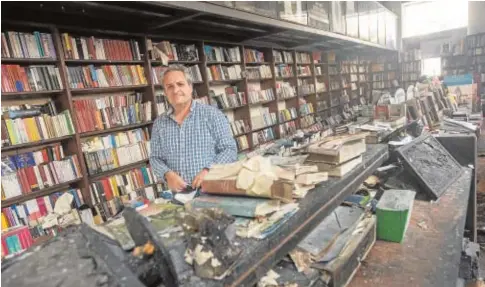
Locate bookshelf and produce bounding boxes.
[1,20,398,210]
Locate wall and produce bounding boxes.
[468,1,485,35]
[403,27,467,58]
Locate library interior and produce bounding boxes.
[2,1,485,287]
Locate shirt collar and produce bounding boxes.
[167,100,197,117]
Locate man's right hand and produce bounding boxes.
[165,171,187,192]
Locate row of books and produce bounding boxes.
[300,114,316,128]
[247,65,272,79]
[273,50,293,63]
[341,65,357,74]
[235,135,250,151]
[150,40,199,62]
[275,64,294,78]
[315,66,323,76]
[61,33,141,61]
[2,65,63,93]
[297,82,315,96]
[204,45,241,63]
[248,88,275,104]
[81,128,150,175]
[1,226,34,257]
[244,49,265,63]
[66,65,147,89]
[229,120,251,136]
[90,166,156,220]
[210,86,246,109]
[2,188,84,229]
[402,62,421,73]
[2,31,56,59]
[276,81,296,99]
[2,153,81,199]
[296,52,311,64]
[253,127,275,146]
[279,120,297,137]
[251,108,277,130]
[317,100,329,112]
[206,64,242,81]
[279,107,298,122]
[402,49,422,62]
[2,110,75,147]
[152,64,202,84]
[402,73,419,82]
[73,93,152,134]
[300,103,315,116]
[297,65,312,76]
[329,66,338,75]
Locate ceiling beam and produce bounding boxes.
[150,1,395,51]
[148,12,205,30]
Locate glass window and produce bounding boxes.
[307,1,330,31]
[331,1,346,34]
[235,2,278,18]
[378,7,386,46]
[422,57,441,77]
[386,11,397,49]
[279,1,308,25]
[402,1,468,38]
[369,3,379,43]
[345,1,358,37]
[358,2,370,41]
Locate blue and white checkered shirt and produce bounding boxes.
[150,100,238,184]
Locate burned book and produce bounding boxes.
[310,155,363,178]
[306,134,367,165]
[396,134,463,200]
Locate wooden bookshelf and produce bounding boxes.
[2,178,82,208]
[88,159,150,182]
[1,20,399,208]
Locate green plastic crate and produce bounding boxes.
[376,189,416,243]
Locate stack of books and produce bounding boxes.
[306,134,367,177]
[66,65,147,89]
[299,103,315,116]
[2,30,56,59]
[61,33,142,60]
[2,102,75,146]
[2,65,63,92]
[73,92,152,133]
[81,128,150,175]
[1,145,81,198]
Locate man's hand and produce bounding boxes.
[165,171,187,192]
[192,168,209,189]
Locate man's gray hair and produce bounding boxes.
[161,65,193,87]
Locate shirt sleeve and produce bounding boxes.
[150,118,171,182]
[210,109,238,166]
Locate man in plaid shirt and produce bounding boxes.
[150,65,237,191]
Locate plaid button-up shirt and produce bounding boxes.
[150,100,237,184]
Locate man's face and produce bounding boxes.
[163,70,193,107]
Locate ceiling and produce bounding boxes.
[2,1,396,54]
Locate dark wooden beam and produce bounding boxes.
[148,12,205,30]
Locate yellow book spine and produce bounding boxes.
[5,119,17,145]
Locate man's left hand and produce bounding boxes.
[192,168,209,189]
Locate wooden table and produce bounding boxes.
[349,167,472,287]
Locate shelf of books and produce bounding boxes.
[401,49,422,89]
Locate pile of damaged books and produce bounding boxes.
[305,133,367,177]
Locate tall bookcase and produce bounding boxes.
[1,21,387,208]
